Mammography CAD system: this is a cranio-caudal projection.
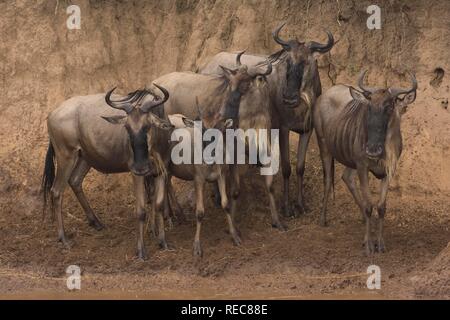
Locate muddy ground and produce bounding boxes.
[0,134,449,299]
[0,0,449,299]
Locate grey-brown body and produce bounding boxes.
[313,72,417,255]
[42,88,172,260]
[154,63,286,234]
[199,24,333,217]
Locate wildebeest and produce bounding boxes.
[199,22,334,216]
[166,100,236,257]
[41,85,173,260]
[313,70,417,254]
[152,54,284,233]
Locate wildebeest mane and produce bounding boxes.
[327,97,368,164]
[115,88,157,106]
[255,49,287,68]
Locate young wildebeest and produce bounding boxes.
[165,99,236,257]
[314,70,417,255]
[41,85,173,260]
[154,54,282,233]
[199,22,334,217]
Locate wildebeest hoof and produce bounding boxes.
[375,239,385,253]
[364,240,375,255]
[231,233,242,246]
[136,249,148,261]
[88,218,105,231]
[193,241,203,258]
[272,220,288,232]
[294,203,307,217]
[58,236,73,249]
[319,217,328,227]
[281,203,294,217]
[159,240,169,251]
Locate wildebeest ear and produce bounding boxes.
[395,91,416,115]
[101,115,127,125]
[397,90,417,105]
[219,65,238,78]
[149,113,174,131]
[181,117,195,128]
[349,86,369,102]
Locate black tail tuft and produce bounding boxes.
[331,158,335,201]
[41,142,55,219]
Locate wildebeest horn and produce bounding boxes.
[388,72,418,97]
[307,30,334,53]
[255,62,273,77]
[236,50,246,67]
[357,70,377,94]
[141,84,170,113]
[272,22,290,49]
[105,87,134,114]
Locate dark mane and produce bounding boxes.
[210,74,231,97]
[255,49,287,67]
[124,88,155,104]
[340,97,368,122]
[327,96,369,162]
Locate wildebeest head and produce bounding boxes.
[102,85,173,176]
[349,70,417,160]
[272,22,334,107]
[218,50,272,121]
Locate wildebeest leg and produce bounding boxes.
[279,127,292,216]
[212,181,222,208]
[163,186,173,230]
[51,151,78,247]
[132,175,148,260]
[193,177,205,258]
[168,179,185,223]
[68,159,104,230]
[295,130,312,216]
[317,140,333,227]
[376,177,389,252]
[229,165,240,224]
[154,176,168,250]
[342,167,366,223]
[266,174,287,231]
[218,173,241,246]
[357,167,374,255]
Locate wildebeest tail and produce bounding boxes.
[331,157,335,200]
[41,141,55,219]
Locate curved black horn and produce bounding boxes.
[236,50,246,67]
[307,30,334,53]
[389,72,418,97]
[105,87,133,113]
[357,70,377,94]
[141,83,170,113]
[272,22,290,49]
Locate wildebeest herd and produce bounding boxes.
[41,23,417,260]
